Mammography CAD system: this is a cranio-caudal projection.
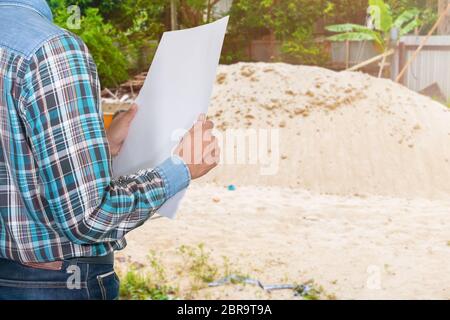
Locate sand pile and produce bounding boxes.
[204,62,450,200]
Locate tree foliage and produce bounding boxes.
[50,0,165,88]
[326,0,436,52]
[227,0,331,65]
[49,0,438,87]
[177,0,222,27]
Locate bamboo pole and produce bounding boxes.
[345,40,350,69]
[378,53,387,77]
[346,49,395,72]
[395,4,450,83]
[397,42,406,84]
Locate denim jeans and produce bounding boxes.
[0,258,120,300]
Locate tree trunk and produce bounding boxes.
[170,0,178,30]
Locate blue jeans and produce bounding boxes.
[0,258,120,300]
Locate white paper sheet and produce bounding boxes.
[113,16,229,219]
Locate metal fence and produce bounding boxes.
[394,35,450,101]
[330,36,450,101]
[330,41,378,70]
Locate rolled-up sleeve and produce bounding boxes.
[18,33,190,245]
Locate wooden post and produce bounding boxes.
[170,0,178,31]
[345,40,350,69]
[378,53,387,78]
[438,0,450,35]
[269,31,276,61]
[397,42,406,85]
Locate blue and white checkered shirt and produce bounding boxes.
[0,0,191,263]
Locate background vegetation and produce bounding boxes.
[49,0,438,88]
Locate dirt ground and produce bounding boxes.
[116,184,450,300]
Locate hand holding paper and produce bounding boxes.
[113,17,229,219]
[175,114,220,180]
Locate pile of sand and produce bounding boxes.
[204,62,450,200]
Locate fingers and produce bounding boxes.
[129,104,138,114]
[202,136,220,166]
[196,114,214,129]
[190,114,214,142]
[198,113,206,122]
[203,120,214,130]
[210,136,220,159]
[113,104,138,124]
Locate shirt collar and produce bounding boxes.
[0,0,53,21]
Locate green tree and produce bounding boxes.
[50,0,167,88]
[52,5,128,88]
[226,0,330,65]
[175,0,223,27]
[326,0,433,52]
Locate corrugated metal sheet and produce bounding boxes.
[400,36,450,101]
[331,41,379,66]
[330,36,450,101]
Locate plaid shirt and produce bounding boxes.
[0,1,190,263]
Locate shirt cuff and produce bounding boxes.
[155,155,191,199]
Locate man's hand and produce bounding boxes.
[106,104,138,157]
[175,114,220,180]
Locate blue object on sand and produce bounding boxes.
[227,184,236,191]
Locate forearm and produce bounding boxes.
[60,156,190,245]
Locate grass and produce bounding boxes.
[118,243,333,300]
[119,244,221,300]
[119,268,176,300]
[178,243,219,284]
[293,280,331,300]
[118,252,177,300]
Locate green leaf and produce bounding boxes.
[400,18,421,36]
[394,8,420,29]
[368,0,393,33]
[328,28,385,49]
[326,23,372,33]
[327,32,377,42]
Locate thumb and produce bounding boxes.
[123,104,138,123]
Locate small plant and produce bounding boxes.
[178,243,219,284]
[119,252,177,300]
[119,268,176,300]
[293,280,325,300]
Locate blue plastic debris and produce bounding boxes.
[227,185,236,191]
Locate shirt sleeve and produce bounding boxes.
[18,33,191,245]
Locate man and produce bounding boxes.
[0,0,219,300]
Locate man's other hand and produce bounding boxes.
[175,114,220,180]
[106,104,138,157]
